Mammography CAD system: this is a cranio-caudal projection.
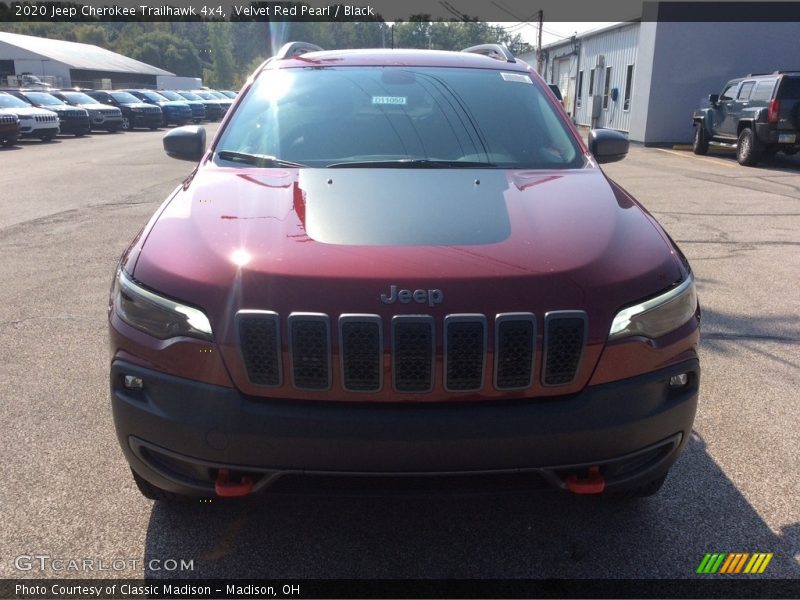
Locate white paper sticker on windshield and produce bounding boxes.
[501,72,532,84]
[372,96,407,105]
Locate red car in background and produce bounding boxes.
[109,43,700,502]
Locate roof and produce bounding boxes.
[537,21,640,52]
[0,31,174,76]
[273,48,534,72]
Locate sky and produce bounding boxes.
[492,22,620,48]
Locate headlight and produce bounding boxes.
[609,275,697,340]
[113,269,213,341]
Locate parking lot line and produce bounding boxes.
[656,148,737,168]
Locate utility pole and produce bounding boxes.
[536,10,544,75]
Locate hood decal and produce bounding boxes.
[300,169,511,246]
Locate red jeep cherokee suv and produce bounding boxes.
[109,43,700,501]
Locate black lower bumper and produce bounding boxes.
[111,359,699,496]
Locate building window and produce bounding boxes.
[624,64,633,111]
[602,66,612,109]
[589,69,595,96]
[576,71,583,108]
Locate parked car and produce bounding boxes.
[692,70,800,165]
[82,90,162,131]
[206,90,235,110]
[0,91,59,141]
[50,90,123,133]
[110,42,700,503]
[190,90,230,120]
[122,89,192,127]
[157,89,206,123]
[175,90,224,121]
[7,90,90,136]
[218,90,238,99]
[0,111,19,146]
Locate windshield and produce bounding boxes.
[61,92,100,105]
[220,91,237,98]
[177,91,202,101]
[214,66,584,169]
[110,92,141,103]
[140,91,167,102]
[0,93,33,108]
[25,92,64,106]
[209,91,227,99]
[193,91,215,100]
[158,90,182,101]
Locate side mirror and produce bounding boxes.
[163,126,206,161]
[708,94,719,106]
[588,128,629,164]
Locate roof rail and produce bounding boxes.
[275,42,324,60]
[462,44,515,63]
[745,70,800,76]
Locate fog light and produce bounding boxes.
[123,375,144,390]
[669,373,689,388]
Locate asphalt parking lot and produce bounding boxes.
[0,129,798,581]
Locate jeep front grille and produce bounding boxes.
[237,310,587,393]
[288,313,331,390]
[237,311,281,386]
[444,315,486,392]
[339,315,382,392]
[0,114,17,124]
[494,313,536,390]
[392,316,435,392]
[542,311,588,386]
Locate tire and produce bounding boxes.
[120,117,131,131]
[106,125,120,133]
[150,125,159,131]
[39,133,55,142]
[130,468,195,503]
[736,127,762,166]
[692,124,709,155]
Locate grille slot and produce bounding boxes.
[339,315,383,392]
[392,316,435,393]
[237,311,281,386]
[444,315,486,392]
[543,311,587,386]
[289,313,331,390]
[495,313,536,390]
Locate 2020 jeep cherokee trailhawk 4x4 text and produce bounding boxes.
[109,43,701,502]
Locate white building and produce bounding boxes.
[0,31,173,90]
[520,20,800,145]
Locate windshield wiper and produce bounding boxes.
[216,151,307,168]
[326,158,496,168]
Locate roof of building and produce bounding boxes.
[0,31,174,76]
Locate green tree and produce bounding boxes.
[125,31,203,77]
[203,22,236,88]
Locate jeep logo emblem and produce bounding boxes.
[380,285,444,307]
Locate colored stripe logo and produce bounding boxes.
[696,553,773,574]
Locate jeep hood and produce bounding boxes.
[130,165,683,345]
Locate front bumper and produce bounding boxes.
[111,359,699,496]
[130,112,162,128]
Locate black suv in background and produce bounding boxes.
[50,90,123,133]
[693,71,800,165]
[83,90,162,130]
[7,90,91,136]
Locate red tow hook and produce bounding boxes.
[565,466,606,495]
[214,468,253,497]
